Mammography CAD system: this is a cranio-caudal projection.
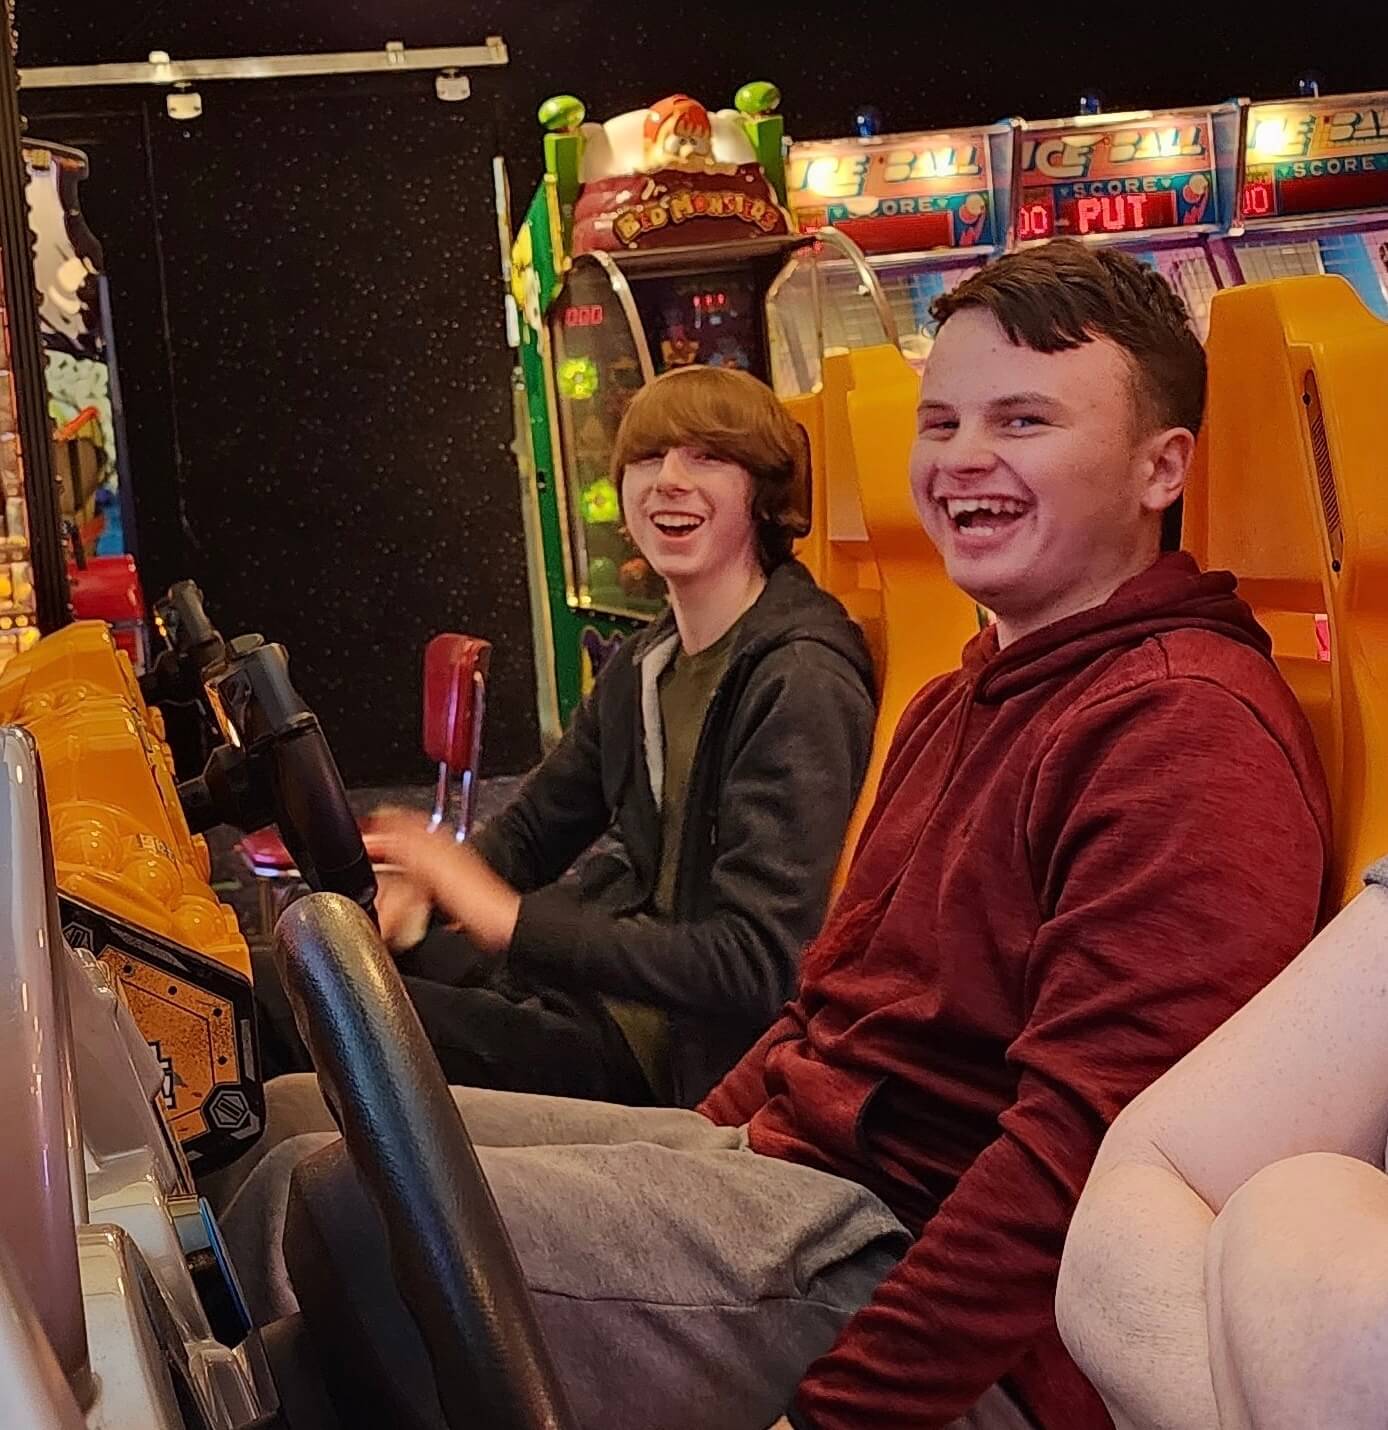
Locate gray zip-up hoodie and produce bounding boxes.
[474,558,877,1105]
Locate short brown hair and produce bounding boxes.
[931,239,1207,437]
[612,366,810,570]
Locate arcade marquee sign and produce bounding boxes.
[1243,97,1388,220]
[785,128,997,253]
[575,165,791,253]
[1016,116,1218,239]
[611,180,786,245]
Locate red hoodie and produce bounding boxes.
[700,554,1333,1430]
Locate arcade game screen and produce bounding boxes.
[630,269,765,377]
[551,281,659,619]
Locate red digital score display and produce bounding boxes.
[1243,166,1388,221]
[1069,190,1178,234]
[1242,180,1276,218]
[1019,188,1179,238]
[835,207,956,254]
[1017,198,1055,240]
[1278,166,1388,217]
[563,303,605,328]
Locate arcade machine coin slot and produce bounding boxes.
[1216,88,1388,320]
[1013,99,1245,338]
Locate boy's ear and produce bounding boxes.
[1140,425,1194,518]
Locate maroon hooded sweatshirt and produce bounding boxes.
[700,553,1333,1430]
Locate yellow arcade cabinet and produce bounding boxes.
[1,597,376,1171]
[768,116,1017,674]
[1185,274,1388,906]
[0,620,257,1166]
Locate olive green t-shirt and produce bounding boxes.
[606,619,740,1098]
[652,620,740,917]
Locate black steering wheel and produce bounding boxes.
[272,892,575,1430]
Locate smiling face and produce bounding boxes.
[910,307,1191,645]
[621,445,760,589]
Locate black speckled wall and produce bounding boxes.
[22,77,536,783]
[16,0,1388,780]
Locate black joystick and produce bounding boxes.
[177,639,376,918]
[140,581,232,779]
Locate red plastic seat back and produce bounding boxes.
[69,554,149,671]
[423,634,492,772]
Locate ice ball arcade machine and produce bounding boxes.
[1214,86,1388,319]
[1014,98,1244,338]
[777,112,1016,368]
[510,83,810,734]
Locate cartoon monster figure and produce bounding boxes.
[619,556,662,599]
[642,94,714,171]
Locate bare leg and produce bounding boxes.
[1207,1152,1388,1429]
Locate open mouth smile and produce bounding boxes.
[649,511,707,538]
[937,496,1032,535]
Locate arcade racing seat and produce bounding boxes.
[836,342,981,880]
[1184,275,1388,906]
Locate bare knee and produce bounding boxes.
[1209,1153,1388,1429]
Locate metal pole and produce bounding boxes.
[0,0,70,630]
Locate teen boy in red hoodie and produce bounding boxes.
[217,240,1331,1430]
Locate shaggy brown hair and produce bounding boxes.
[612,366,811,570]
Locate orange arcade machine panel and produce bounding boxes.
[0,621,261,1170]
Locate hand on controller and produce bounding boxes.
[366,807,521,956]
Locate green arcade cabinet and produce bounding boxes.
[508,81,803,741]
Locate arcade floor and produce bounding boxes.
[205,776,524,943]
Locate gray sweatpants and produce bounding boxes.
[214,1075,1034,1430]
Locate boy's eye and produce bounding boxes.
[1005,414,1047,430]
[918,417,957,434]
[684,449,718,465]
